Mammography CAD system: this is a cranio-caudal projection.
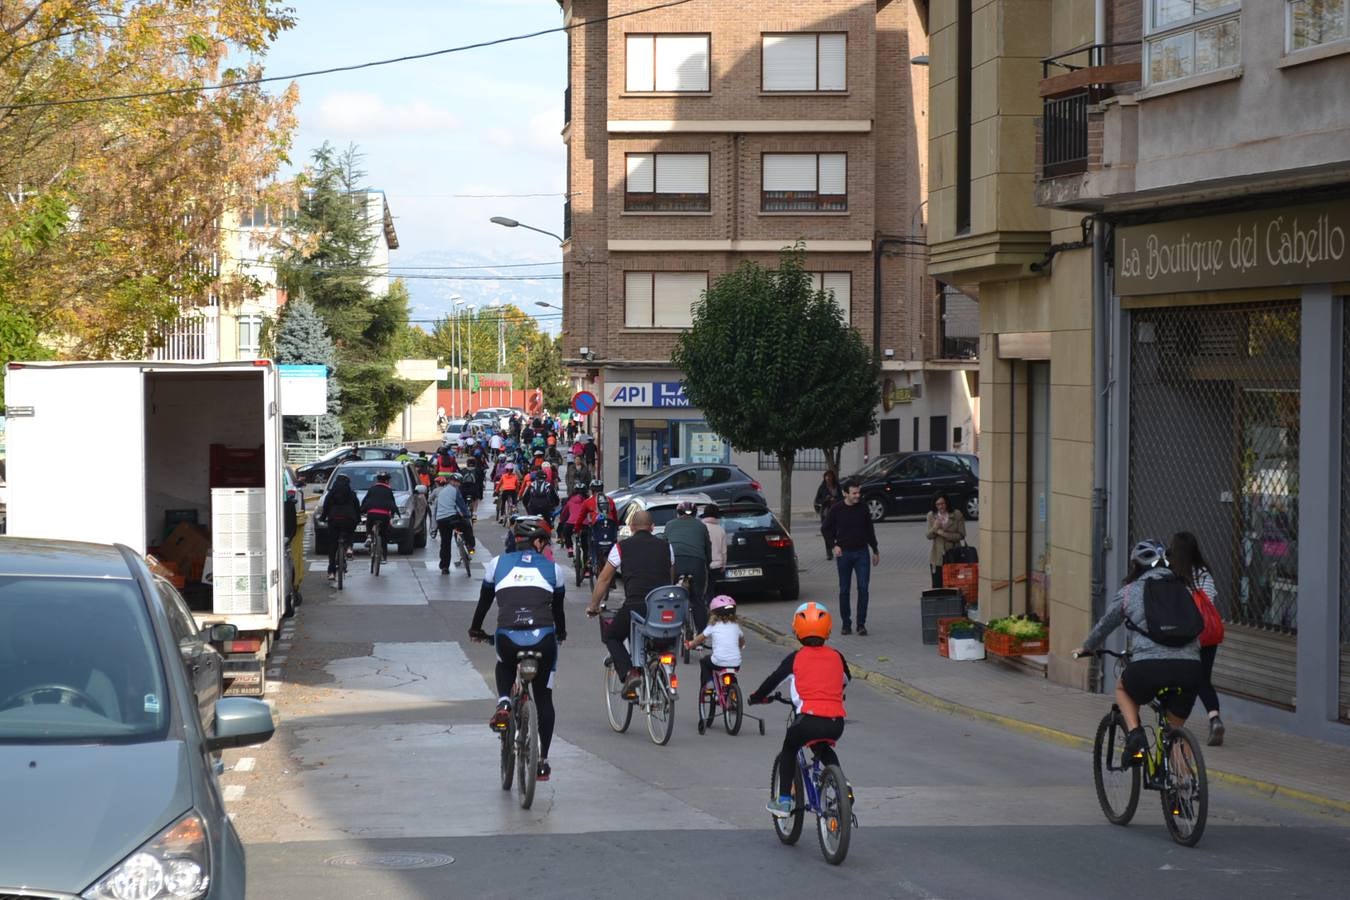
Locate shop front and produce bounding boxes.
[598,373,730,488]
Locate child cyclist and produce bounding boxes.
[749,602,851,817]
[685,595,746,704]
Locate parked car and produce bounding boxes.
[713,502,800,602]
[313,460,429,555]
[610,463,765,515]
[0,537,275,899]
[849,451,980,522]
[616,492,715,540]
[296,444,403,486]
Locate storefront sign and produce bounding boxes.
[881,378,914,411]
[605,381,690,408]
[1115,200,1350,295]
[472,373,512,390]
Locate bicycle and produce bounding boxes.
[693,647,762,736]
[1076,648,1209,847]
[490,637,544,810]
[454,526,472,577]
[762,693,855,866]
[598,587,686,746]
[335,528,350,591]
[366,519,385,577]
[574,525,590,588]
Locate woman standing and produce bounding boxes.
[813,469,843,561]
[1169,531,1225,746]
[925,494,966,589]
[700,503,729,598]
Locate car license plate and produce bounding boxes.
[727,567,762,578]
[355,524,366,534]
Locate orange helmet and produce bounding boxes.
[792,602,832,642]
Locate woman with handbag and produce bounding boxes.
[1169,531,1226,746]
[814,470,844,561]
[926,494,966,589]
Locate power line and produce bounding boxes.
[0,0,699,111]
[236,258,559,271]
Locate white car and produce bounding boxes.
[442,419,468,445]
[616,491,715,540]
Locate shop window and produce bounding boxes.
[762,33,847,91]
[625,153,711,212]
[626,34,710,92]
[762,153,847,212]
[1287,0,1348,51]
[1146,1,1241,85]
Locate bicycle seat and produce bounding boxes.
[805,738,837,749]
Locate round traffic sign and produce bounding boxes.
[571,390,597,416]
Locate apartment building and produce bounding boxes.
[932,0,1350,741]
[559,0,964,506]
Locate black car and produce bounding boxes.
[850,451,980,522]
[610,463,766,513]
[711,503,799,602]
[295,445,404,486]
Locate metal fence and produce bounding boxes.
[281,438,396,466]
[756,448,829,471]
[1128,301,1301,707]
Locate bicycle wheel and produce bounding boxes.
[1092,709,1141,825]
[517,693,540,810]
[770,759,805,845]
[574,541,586,587]
[723,681,743,735]
[1161,727,1208,847]
[458,536,472,577]
[604,662,633,733]
[499,715,514,792]
[646,665,675,746]
[370,529,381,576]
[816,764,852,865]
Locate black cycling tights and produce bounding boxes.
[495,632,558,759]
[777,715,844,796]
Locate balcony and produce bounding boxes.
[937,285,978,361]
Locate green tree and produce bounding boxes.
[672,247,880,524]
[527,334,570,411]
[274,298,342,445]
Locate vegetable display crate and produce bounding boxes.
[948,637,986,660]
[984,631,1049,657]
[941,563,978,605]
[936,616,971,658]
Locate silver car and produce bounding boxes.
[0,538,275,899]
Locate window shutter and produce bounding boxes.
[818,154,847,195]
[625,272,653,326]
[654,154,708,193]
[626,154,655,193]
[653,273,706,328]
[626,35,654,91]
[655,35,709,91]
[763,154,817,191]
[818,34,847,90]
[763,35,817,90]
[822,273,851,321]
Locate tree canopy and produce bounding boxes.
[672,247,880,523]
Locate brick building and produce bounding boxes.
[558,0,967,506]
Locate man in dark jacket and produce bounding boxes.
[663,500,712,631]
[359,471,399,559]
[821,479,880,636]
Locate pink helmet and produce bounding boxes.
[709,595,736,612]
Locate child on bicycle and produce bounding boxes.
[685,595,745,701]
[749,601,851,817]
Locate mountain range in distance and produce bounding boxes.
[394,249,562,334]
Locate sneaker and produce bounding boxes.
[857,625,869,636]
[327,572,336,581]
[1122,726,1147,767]
[489,700,511,731]
[536,760,551,782]
[622,669,642,699]
[767,795,794,818]
[1207,716,1225,747]
[841,625,853,635]
[440,567,450,575]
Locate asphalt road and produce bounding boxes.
[222,510,1350,899]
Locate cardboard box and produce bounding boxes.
[157,522,211,583]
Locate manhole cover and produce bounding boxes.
[324,851,455,870]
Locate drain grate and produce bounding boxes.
[324,851,455,870]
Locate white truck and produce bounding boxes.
[4,360,287,695]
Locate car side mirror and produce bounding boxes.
[206,623,238,643]
[206,697,275,752]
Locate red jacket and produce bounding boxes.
[751,645,850,718]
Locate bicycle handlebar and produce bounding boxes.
[1073,648,1131,660]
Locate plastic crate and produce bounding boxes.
[942,562,979,605]
[210,552,267,615]
[984,630,1050,656]
[212,489,267,554]
[921,589,966,645]
[936,616,971,658]
[212,488,266,515]
[948,637,986,661]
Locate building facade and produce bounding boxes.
[559,0,967,509]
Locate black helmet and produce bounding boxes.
[589,479,604,492]
[375,471,392,483]
[513,518,549,546]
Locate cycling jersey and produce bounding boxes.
[751,645,851,718]
[472,550,567,635]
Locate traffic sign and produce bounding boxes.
[571,390,597,416]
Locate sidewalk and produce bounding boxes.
[740,515,1350,814]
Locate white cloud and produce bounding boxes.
[308,91,460,136]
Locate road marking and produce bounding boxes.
[223,784,246,802]
[277,642,291,651]
[233,757,256,773]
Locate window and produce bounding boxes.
[237,314,263,358]
[809,272,852,321]
[761,153,847,212]
[1287,0,1348,50]
[625,153,710,212]
[762,33,847,91]
[893,456,929,479]
[624,272,708,328]
[1146,1,1241,84]
[625,34,710,92]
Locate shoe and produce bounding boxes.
[767,795,794,818]
[857,625,869,636]
[536,760,551,782]
[1122,726,1147,767]
[326,572,335,581]
[469,548,476,556]
[1207,716,1225,747]
[826,554,834,562]
[440,567,449,575]
[489,700,511,731]
[622,669,642,699]
[841,625,853,635]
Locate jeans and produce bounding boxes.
[776,715,845,796]
[836,548,871,627]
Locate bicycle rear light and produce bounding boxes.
[659,653,674,666]
[660,610,675,622]
[721,673,733,686]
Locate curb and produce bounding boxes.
[741,614,1350,817]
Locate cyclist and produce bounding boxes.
[685,594,745,701]
[434,444,458,481]
[496,463,521,521]
[319,473,360,581]
[749,601,852,818]
[664,499,713,631]
[522,462,560,525]
[461,452,486,517]
[1073,539,1202,767]
[557,483,588,557]
[435,471,476,574]
[469,519,567,783]
[571,478,617,576]
[585,509,676,699]
[359,471,398,559]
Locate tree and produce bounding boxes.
[275,298,342,445]
[673,247,880,525]
[424,304,565,406]
[528,334,570,411]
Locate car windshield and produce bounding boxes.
[446,420,467,432]
[0,576,169,743]
[646,507,681,527]
[852,455,898,480]
[314,445,353,464]
[722,511,776,533]
[627,467,676,490]
[339,466,410,492]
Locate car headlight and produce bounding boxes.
[83,812,210,900]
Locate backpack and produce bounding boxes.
[1194,587,1225,647]
[1125,574,1205,647]
[528,476,557,510]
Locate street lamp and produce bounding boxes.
[491,216,564,245]
[535,301,560,310]
[451,296,466,417]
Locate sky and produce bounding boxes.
[259,0,568,329]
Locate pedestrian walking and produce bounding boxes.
[700,503,729,600]
[821,479,879,635]
[813,469,843,561]
[1168,530,1226,746]
[925,494,966,589]
[582,437,597,469]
